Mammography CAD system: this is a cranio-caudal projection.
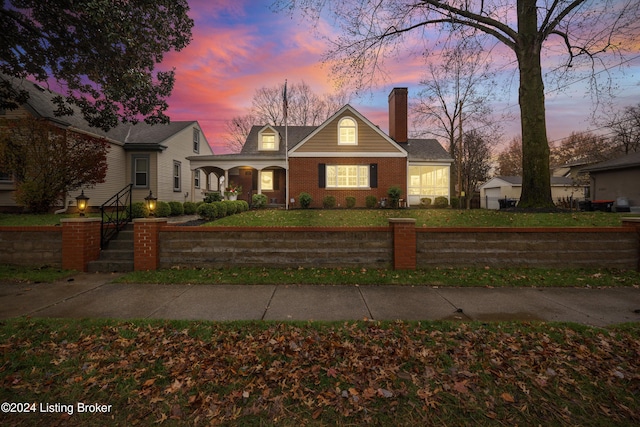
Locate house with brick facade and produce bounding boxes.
[189,88,452,208]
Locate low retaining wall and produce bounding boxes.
[0,226,62,267]
[1,218,639,271]
[159,226,392,269]
[417,227,639,269]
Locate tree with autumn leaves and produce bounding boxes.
[0,117,108,213]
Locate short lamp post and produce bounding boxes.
[145,191,157,216]
[75,190,89,217]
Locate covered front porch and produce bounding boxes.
[188,154,288,205]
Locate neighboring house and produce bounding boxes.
[0,76,213,210]
[479,176,586,209]
[188,88,453,207]
[582,151,640,211]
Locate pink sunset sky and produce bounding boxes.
[161,0,640,154]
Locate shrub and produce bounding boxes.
[252,193,268,209]
[214,201,227,217]
[155,201,171,217]
[365,195,378,208]
[346,196,356,208]
[323,195,336,208]
[204,192,223,203]
[387,186,402,208]
[168,201,184,216]
[196,203,216,221]
[183,201,197,215]
[130,202,149,218]
[434,196,449,208]
[450,197,460,209]
[237,200,249,212]
[224,200,237,215]
[299,192,312,209]
[419,198,432,208]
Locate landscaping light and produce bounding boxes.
[75,190,89,216]
[145,190,157,216]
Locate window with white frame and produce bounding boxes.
[193,128,200,153]
[261,170,274,191]
[259,131,278,151]
[338,117,357,145]
[132,155,149,188]
[173,161,181,192]
[326,165,369,188]
[194,169,201,189]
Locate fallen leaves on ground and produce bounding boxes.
[1,319,639,426]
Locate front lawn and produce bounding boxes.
[205,209,635,227]
[1,318,638,426]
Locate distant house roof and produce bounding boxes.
[480,176,575,189]
[582,151,640,173]
[1,74,199,149]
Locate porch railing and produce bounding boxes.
[100,183,133,248]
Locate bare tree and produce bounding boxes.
[551,131,616,167]
[412,39,502,198]
[461,129,492,209]
[273,0,640,208]
[223,114,256,153]
[223,81,349,152]
[496,137,523,177]
[604,104,640,155]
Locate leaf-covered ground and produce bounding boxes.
[1,319,639,426]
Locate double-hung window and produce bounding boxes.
[133,155,149,188]
[194,169,201,189]
[193,129,200,153]
[173,161,181,192]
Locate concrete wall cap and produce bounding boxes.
[60,217,102,223]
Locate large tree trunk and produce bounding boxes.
[516,0,554,209]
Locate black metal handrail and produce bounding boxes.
[100,183,133,248]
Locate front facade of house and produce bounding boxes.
[189,88,453,207]
[0,76,214,210]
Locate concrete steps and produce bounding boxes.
[87,225,134,273]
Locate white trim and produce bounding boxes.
[258,125,280,151]
[290,151,406,158]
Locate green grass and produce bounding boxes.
[1,318,638,426]
[0,265,75,283]
[207,209,636,227]
[117,266,640,287]
[0,209,636,227]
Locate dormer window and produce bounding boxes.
[259,128,279,151]
[338,117,357,145]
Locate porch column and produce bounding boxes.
[257,168,262,195]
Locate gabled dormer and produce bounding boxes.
[258,125,280,151]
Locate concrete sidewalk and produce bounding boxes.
[1,273,639,327]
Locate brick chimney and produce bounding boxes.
[388,87,408,143]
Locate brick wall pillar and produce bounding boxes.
[622,218,640,271]
[61,218,101,272]
[389,218,416,270]
[133,218,167,271]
